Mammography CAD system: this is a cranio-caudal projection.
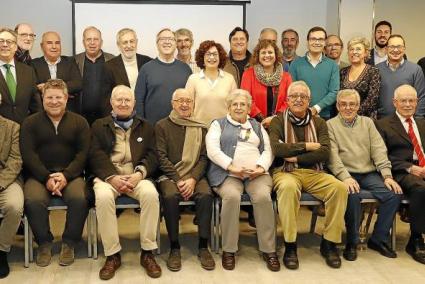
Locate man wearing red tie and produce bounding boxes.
[376,84,425,265]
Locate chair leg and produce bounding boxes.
[93,209,98,259]
[87,209,93,258]
[24,216,29,268]
[156,214,161,255]
[309,206,319,234]
[215,199,220,254]
[29,226,33,262]
[391,216,397,250]
[210,202,215,252]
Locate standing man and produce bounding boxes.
[327,89,401,261]
[366,21,392,66]
[155,88,214,271]
[259,28,278,43]
[104,28,151,101]
[14,23,35,65]
[135,28,191,125]
[325,35,349,69]
[0,28,41,124]
[0,95,24,278]
[270,81,347,269]
[281,29,300,72]
[376,84,425,265]
[175,28,200,73]
[89,85,161,280]
[377,34,425,118]
[289,26,340,120]
[20,79,90,267]
[224,27,251,87]
[74,26,114,124]
[31,31,82,113]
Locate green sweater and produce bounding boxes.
[327,115,392,181]
[269,113,330,169]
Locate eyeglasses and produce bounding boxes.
[326,43,342,48]
[205,52,219,58]
[113,98,132,105]
[395,98,417,105]
[338,102,358,109]
[387,45,405,51]
[0,39,16,46]
[309,37,325,43]
[18,33,36,39]
[173,98,193,105]
[288,93,309,101]
[158,37,176,43]
[349,47,364,53]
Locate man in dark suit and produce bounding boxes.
[103,28,151,113]
[376,84,425,265]
[31,31,82,113]
[0,28,41,124]
[74,26,114,124]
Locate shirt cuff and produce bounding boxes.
[313,105,321,113]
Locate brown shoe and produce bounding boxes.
[222,251,235,270]
[166,249,181,271]
[140,251,162,278]
[99,253,121,280]
[262,252,280,271]
[198,248,215,270]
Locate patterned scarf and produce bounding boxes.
[254,62,283,96]
[14,47,32,65]
[282,108,323,172]
[111,110,136,130]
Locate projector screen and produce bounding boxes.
[73,1,247,57]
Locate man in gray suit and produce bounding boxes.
[74,26,114,124]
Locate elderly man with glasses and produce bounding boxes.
[14,23,36,65]
[270,81,347,270]
[327,89,401,261]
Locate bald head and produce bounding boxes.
[41,31,61,62]
[393,84,418,119]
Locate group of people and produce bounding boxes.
[1,19,425,280]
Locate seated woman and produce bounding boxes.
[340,37,381,119]
[205,89,279,272]
[241,39,292,128]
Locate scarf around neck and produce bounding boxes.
[111,110,136,130]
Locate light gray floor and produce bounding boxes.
[3,207,425,284]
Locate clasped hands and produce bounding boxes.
[108,172,143,194]
[177,178,197,201]
[46,172,67,196]
[227,164,265,180]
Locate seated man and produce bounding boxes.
[269,81,347,269]
[89,85,161,280]
[327,89,402,261]
[0,95,24,278]
[155,88,214,271]
[376,84,425,265]
[20,79,90,267]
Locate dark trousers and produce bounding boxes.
[396,172,425,233]
[345,172,401,244]
[23,177,89,246]
[159,178,213,243]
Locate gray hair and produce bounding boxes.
[172,88,193,101]
[394,84,417,99]
[175,28,193,42]
[0,27,18,41]
[116,28,137,44]
[287,81,311,98]
[111,85,134,99]
[156,28,176,42]
[83,26,102,39]
[336,89,360,104]
[347,36,371,59]
[226,89,252,109]
[260,27,278,38]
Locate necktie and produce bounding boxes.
[406,118,425,167]
[3,64,16,102]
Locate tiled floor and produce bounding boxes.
[3,207,425,284]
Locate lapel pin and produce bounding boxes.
[137,137,143,143]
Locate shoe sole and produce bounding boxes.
[59,260,74,266]
[166,263,181,272]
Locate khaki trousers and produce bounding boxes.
[273,169,347,243]
[214,175,276,253]
[93,179,159,256]
[0,182,24,252]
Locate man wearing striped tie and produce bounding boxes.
[376,84,425,265]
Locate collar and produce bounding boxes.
[44,56,61,66]
[229,50,251,62]
[199,69,224,79]
[226,114,252,128]
[338,114,358,128]
[0,58,15,67]
[396,111,414,124]
[157,56,175,64]
[306,52,323,63]
[386,58,405,69]
[85,50,103,61]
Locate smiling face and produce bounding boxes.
[258,45,276,70]
[157,30,176,58]
[325,35,343,60]
[172,89,194,118]
[287,84,311,117]
[110,87,136,118]
[229,95,249,123]
[117,31,137,60]
[230,31,248,56]
[83,28,102,58]
[41,32,61,62]
[282,31,298,57]
[308,30,326,55]
[348,43,366,64]
[375,24,391,48]
[176,34,192,57]
[387,36,405,64]
[0,31,18,62]
[337,94,359,122]
[16,24,35,51]
[204,46,219,69]
[43,88,68,120]
[393,86,417,119]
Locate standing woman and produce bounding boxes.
[340,37,381,119]
[241,39,292,128]
[186,40,237,125]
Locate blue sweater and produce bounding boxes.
[289,55,340,118]
[135,58,192,125]
[377,60,425,118]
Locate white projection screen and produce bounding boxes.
[73,1,248,57]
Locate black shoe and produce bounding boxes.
[343,243,357,261]
[367,239,397,258]
[283,243,299,270]
[406,238,425,264]
[320,238,341,268]
[248,210,256,228]
[0,251,10,279]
